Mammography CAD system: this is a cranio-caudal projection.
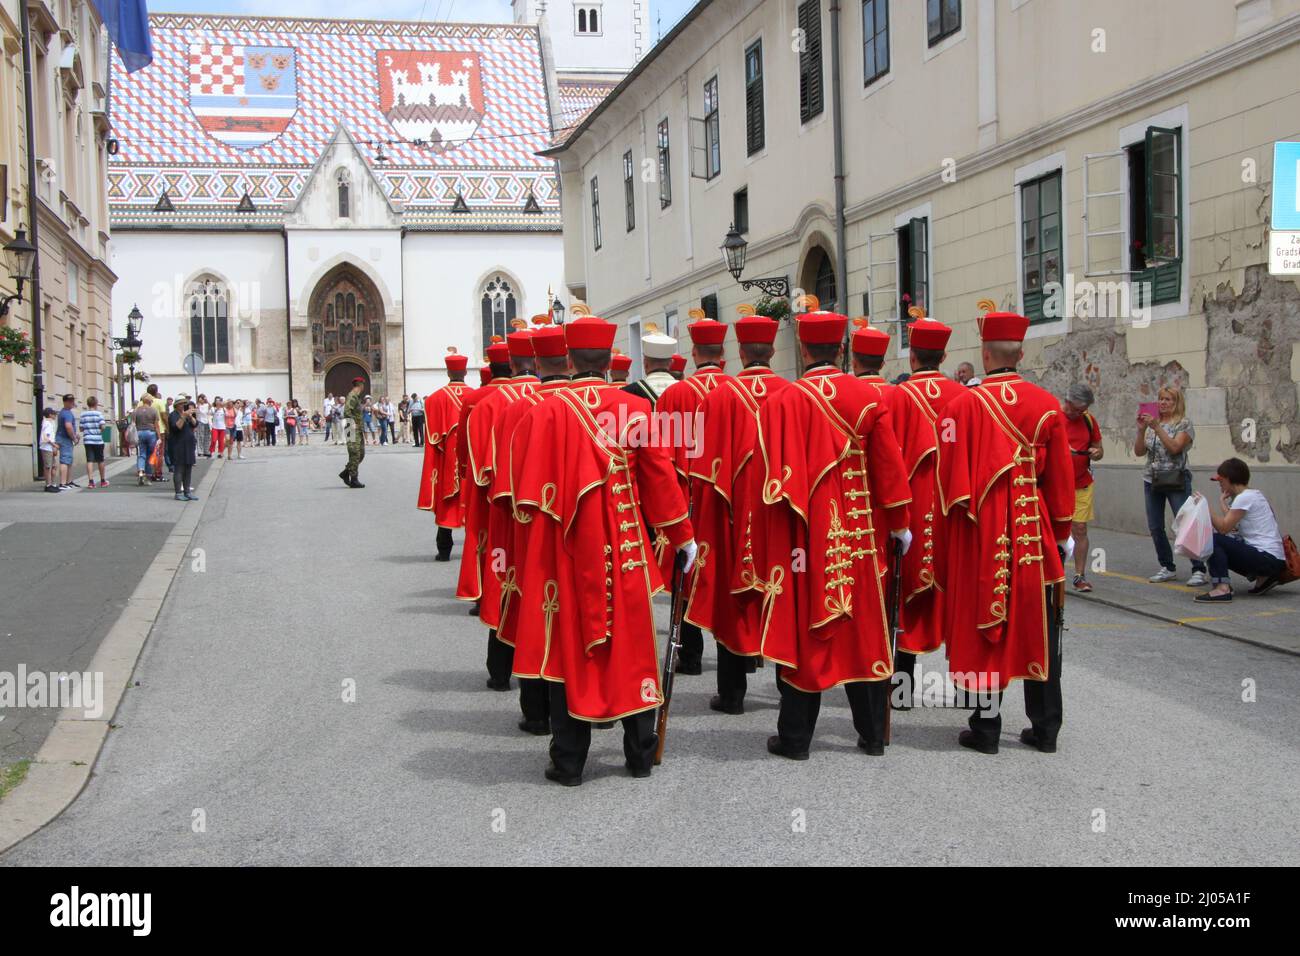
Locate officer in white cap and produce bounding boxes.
[623,325,679,407]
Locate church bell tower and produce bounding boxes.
[513,0,648,82]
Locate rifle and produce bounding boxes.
[653,548,689,765]
[885,538,904,745]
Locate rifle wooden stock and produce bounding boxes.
[653,550,688,765]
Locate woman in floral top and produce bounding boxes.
[1134,385,1208,585]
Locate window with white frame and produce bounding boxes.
[896,217,929,348]
[927,0,961,47]
[798,1,824,123]
[576,5,600,35]
[745,39,764,156]
[704,76,721,179]
[336,169,350,219]
[623,150,635,232]
[1020,170,1063,323]
[188,278,230,364]
[591,176,602,250]
[863,0,889,86]
[657,118,672,208]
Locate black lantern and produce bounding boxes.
[0,229,37,316]
[720,224,789,300]
[551,296,566,326]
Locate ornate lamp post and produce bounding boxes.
[551,295,566,326]
[721,224,790,300]
[0,229,37,317]
[113,304,144,406]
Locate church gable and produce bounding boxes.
[283,128,401,230]
[108,14,560,231]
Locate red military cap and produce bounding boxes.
[485,338,511,363]
[445,351,468,371]
[351,376,366,385]
[734,315,778,344]
[507,330,535,358]
[531,326,568,357]
[564,315,617,350]
[979,311,1030,343]
[669,354,687,372]
[610,352,633,371]
[479,366,492,385]
[687,319,728,346]
[907,317,953,351]
[797,311,848,344]
[851,322,891,357]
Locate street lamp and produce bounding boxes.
[112,304,145,406]
[721,224,790,300]
[551,295,566,325]
[0,229,37,317]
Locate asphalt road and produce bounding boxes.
[3,443,1298,865]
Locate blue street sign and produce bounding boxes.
[1273,142,1300,231]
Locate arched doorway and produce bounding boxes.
[325,360,370,400]
[799,246,838,313]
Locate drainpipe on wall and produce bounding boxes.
[283,229,293,401]
[828,0,849,370]
[21,0,45,478]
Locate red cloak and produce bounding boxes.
[938,372,1074,692]
[750,369,911,692]
[416,382,472,527]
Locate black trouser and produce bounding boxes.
[716,643,756,704]
[265,424,277,446]
[519,677,549,724]
[678,621,704,668]
[436,526,453,558]
[893,651,917,705]
[547,682,656,778]
[172,462,193,496]
[412,419,424,447]
[486,629,514,684]
[968,587,1064,746]
[776,667,887,753]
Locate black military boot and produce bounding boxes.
[338,468,352,487]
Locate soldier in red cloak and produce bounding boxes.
[668,353,686,380]
[510,316,696,786]
[655,317,732,675]
[751,310,912,759]
[417,349,472,561]
[497,326,571,735]
[456,339,516,687]
[609,351,632,383]
[878,315,967,709]
[686,313,790,715]
[938,311,1075,754]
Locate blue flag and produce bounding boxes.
[91,0,153,74]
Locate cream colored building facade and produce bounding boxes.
[548,0,1300,528]
[0,0,116,491]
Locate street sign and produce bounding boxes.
[1271,142,1300,230]
[182,352,205,376]
[1269,231,1300,275]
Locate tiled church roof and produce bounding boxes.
[552,79,620,144]
[108,14,561,230]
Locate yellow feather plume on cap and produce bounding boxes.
[735,303,756,317]
[509,317,527,330]
[687,308,706,320]
[644,322,660,334]
[976,298,996,314]
[568,301,592,318]
[907,305,927,321]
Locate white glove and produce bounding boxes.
[678,539,698,574]
[1061,535,1076,562]
[890,529,913,556]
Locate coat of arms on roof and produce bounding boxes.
[377,50,485,153]
[188,43,299,150]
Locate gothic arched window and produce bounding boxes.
[187,278,230,364]
[480,275,517,351]
[336,169,350,219]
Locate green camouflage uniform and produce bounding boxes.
[344,391,365,478]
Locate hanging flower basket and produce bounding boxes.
[0,325,32,366]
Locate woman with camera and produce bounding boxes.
[1135,385,1208,585]
[168,394,200,501]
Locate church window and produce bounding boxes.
[336,169,351,219]
[480,276,517,352]
[187,278,230,365]
[576,5,600,35]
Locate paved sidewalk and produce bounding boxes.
[1070,526,1298,656]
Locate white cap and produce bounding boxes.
[642,332,678,360]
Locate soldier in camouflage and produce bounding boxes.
[339,377,366,489]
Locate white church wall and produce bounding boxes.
[110,230,289,400]
[402,231,564,396]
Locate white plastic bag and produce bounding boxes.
[1173,493,1213,560]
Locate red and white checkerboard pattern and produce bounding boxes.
[111,15,561,222]
[188,44,244,96]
